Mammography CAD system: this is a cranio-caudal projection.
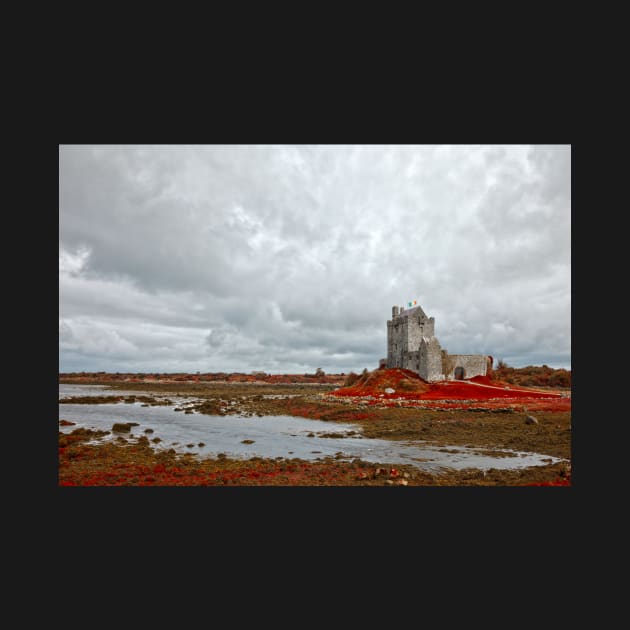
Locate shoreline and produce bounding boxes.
[59,379,571,486]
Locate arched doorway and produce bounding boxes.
[454,366,465,380]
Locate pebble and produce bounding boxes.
[525,415,538,425]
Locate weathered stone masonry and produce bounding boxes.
[383,304,490,382]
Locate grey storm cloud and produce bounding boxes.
[59,144,571,373]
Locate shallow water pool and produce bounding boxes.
[58,386,565,472]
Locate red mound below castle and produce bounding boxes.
[329,368,570,412]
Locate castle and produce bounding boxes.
[381,304,490,382]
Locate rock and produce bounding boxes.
[144,428,154,433]
[385,480,394,485]
[398,479,409,486]
[525,415,538,425]
[384,388,395,394]
[112,423,132,432]
[241,439,255,444]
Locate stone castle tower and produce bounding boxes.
[383,304,490,382]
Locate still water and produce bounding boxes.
[59,384,564,472]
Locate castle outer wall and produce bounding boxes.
[442,354,489,380]
[385,304,488,382]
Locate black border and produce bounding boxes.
[51,90,578,562]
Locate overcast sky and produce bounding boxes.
[59,145,571,374]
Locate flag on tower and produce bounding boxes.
[408,300,417,307]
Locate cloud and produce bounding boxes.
[59,144,571,372]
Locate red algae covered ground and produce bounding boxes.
[329,368,570,412]
[333,368,431,397]
[58,428,571,487]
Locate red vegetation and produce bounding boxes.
[332,368,563,401]
[335,368,431,397]
[328,369,570,412]
[523,477,571,486]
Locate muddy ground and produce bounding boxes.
[58,380,571,486]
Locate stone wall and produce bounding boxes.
[444,354,488,380]
[407,315,435,350]
[403,350,421,372]
[387,317,409,367]
[420,337,444,381]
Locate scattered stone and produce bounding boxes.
[112,423,133,432]
[152,437,161,443]
[186,443,194,448]
[385,479,394,485]
[144,428,154,433]
[384,388,396,394]
[398,479,409,486]
[307,432,315,437]
[241,439,255,444]
[525,415,538,425]
[198,442,205,447]
[59,419,76,426]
